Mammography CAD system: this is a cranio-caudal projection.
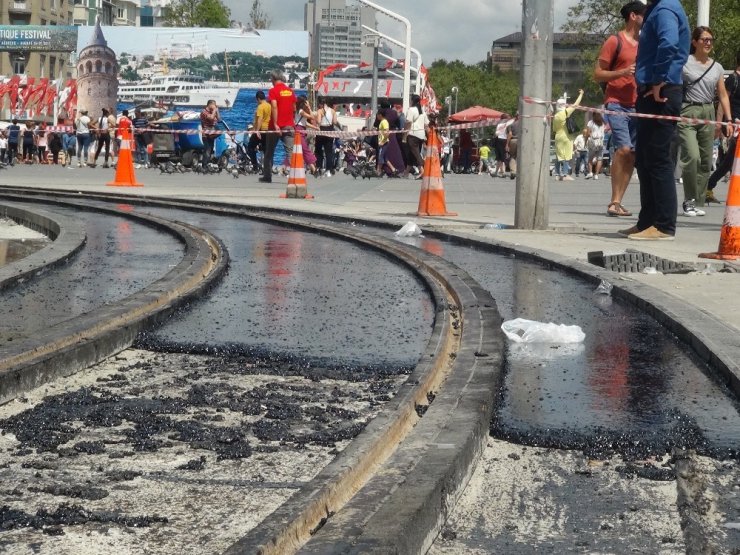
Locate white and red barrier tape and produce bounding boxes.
[38,97,735,140]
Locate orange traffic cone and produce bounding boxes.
[700,137,740,260]
[280,139,313,199]
[107,127,143,187]
[417,128,456,216]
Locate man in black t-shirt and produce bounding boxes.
[132,109,149,166]
[707,49,740,203]
[6,119,20,165]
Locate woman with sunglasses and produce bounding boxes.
[678,26,733,217]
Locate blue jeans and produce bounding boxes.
[575,150,588,175]
[605,102,637,150]
[76,133,91,162]
[556,159,571,177]
[635,85,682,236]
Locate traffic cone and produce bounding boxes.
[699,137,740,260]
[280,139,313,199]
[417,129,456,216]
[107,127,143,187]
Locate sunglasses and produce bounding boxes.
[698,37,714,44]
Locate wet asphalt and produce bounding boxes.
[0,202,182,353]
[394,235,740,461]
[1,196,739,552]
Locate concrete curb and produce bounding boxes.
[0,198,227,405]
[0,203,86,292]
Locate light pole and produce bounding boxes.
[697,0,709,26]
[359,0,412,111]
[451,86,458,115]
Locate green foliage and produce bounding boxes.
[196,0,231,28]
[120,66,140,82]
[427,59,519,120]
[162,0,230,28]
[166,52,307,82]
[249,0,271,29]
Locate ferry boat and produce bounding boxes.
[118,74,239,109]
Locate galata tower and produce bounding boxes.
[76,17,118,119]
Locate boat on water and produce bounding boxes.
[118,74,240,109]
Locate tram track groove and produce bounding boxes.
[0,195,227,405]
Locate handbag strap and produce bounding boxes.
[685,60,716,93]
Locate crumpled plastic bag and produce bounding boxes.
[394,221,423,237]
[501,318,586,344]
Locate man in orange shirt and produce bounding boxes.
[260,70,296,183]
[594,1,645,217]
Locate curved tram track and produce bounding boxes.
[0,190,738,554]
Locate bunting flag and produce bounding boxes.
[316,61,372,90]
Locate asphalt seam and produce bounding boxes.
[0,198,227,405]
[0,203,87,293]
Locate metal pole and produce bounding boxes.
[515,0,554,230]
[358,0,411,111]
[370,37,379,130]
[697,0,710,27]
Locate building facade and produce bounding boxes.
[488,32,601,89]
[72,0,113,26]
[305,0,375,68]
[75,17,117,117]
[1,0,75,78]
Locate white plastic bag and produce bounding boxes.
[394,221,423,237]
[501,318,585,344]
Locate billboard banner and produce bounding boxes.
[0,26,78,52]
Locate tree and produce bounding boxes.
[562,0,739,69]
[162,0,230,28]
[427,60,519,120]
[249,0,271,29]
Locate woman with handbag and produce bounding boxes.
[315,98,338,176]
[678,26,733,217]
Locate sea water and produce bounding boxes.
[117,88,307,130]
[118,88,307,164]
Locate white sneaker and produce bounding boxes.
[561,175,574,181]
[585,173,593,179]
[324,170,332,177]
[593,174,599,180]
[682,199,698,216]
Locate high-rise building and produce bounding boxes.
[305,0,375,68]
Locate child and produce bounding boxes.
[478,141,491,174]
[376,111,398,176]
[573,128,589,177]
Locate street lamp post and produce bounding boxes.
[697,0,709,26]
[451,86,458,115]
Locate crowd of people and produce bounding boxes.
[0,106,151,169]
[554,0,737,240]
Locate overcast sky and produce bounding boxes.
[224,0,577,64]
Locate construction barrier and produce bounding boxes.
[107,127,143,188]
[280,140,313,200]
[417,129,457,217]
[699,137,740,260]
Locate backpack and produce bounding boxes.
[599,34,623,96]
[565,113,579,135]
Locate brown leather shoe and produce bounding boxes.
[628,226,675,241]
[618,225,640,237]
